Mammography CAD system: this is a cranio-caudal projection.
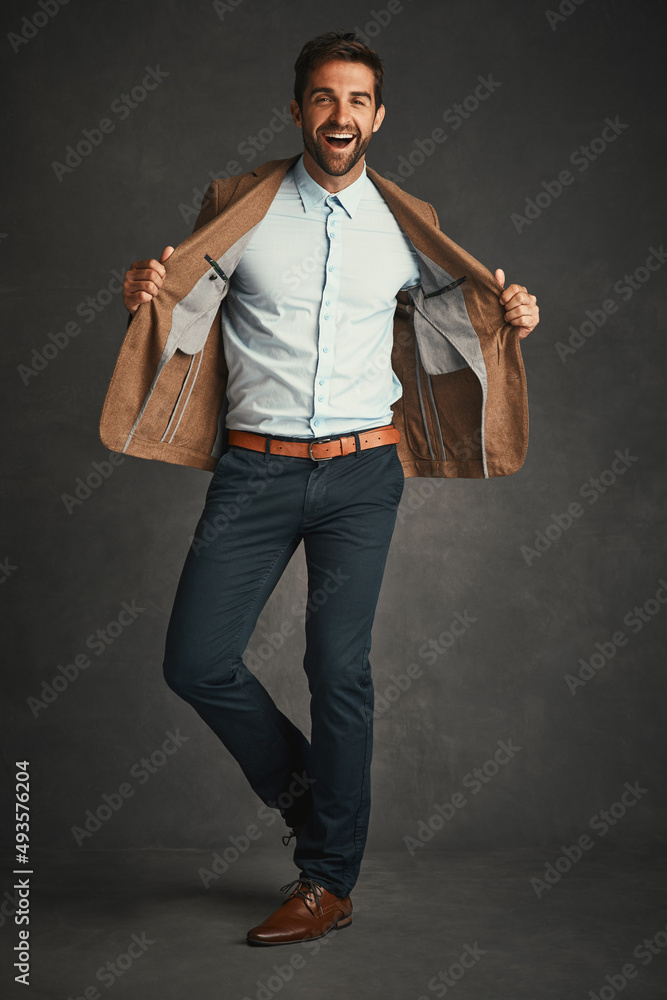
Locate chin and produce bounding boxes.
[320,157,359,177]
[309,137,367,177]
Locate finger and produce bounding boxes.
[504,284,530,306]
[495,267,505,290]
[501,283,527,302]
[160,245,175,263]
[501,290,533,312]
[130,258,167,279]
[128,268,165,287]
[125,273,165,297]
[126,278,161,297]
[504,305,535,324]
[127,291,154,313]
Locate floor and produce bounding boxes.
[3,846,666,999]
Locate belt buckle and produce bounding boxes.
[308,437,332,461]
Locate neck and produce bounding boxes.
[301,148,365,193]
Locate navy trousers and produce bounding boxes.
[162,434,405,898]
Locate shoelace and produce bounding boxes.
[279,876,325,917]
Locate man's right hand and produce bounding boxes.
[123,245,175,314]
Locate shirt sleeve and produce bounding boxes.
[399,243,422,291]
[399,201,440,290]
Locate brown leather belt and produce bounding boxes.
[227,424,400,461]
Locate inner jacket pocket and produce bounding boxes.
[423,275,467,299]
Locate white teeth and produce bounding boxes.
[325,132,354,139]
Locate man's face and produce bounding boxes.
[291,59,385,179]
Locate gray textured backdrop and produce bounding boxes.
[2,0,665,861]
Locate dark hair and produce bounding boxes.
[293,30,384,110]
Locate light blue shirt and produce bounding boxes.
[221,154,422,438]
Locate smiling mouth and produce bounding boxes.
[321,131,356,150]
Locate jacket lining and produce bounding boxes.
[426,373,447,460]
[414,338,435,461]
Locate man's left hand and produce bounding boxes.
[494,268,539,339]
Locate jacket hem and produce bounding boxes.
[402,457,526,479]
[105,434,217,472]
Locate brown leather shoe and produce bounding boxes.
[246,876,352,946]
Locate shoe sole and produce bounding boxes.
[246,913,352,946]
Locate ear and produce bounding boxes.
[372,103,385,133]
[290,98,302,128]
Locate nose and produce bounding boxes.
[324,100,352,125]
[324,113,354,131]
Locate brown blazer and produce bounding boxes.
[99,154,528,479]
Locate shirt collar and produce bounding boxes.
[293,152,367,219]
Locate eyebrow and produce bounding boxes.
[309,87,372,101]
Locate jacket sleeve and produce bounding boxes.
[429,202,440,230]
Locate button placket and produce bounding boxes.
[310,195,342,435]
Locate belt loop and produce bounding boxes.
[353,431,361,458]
[264,434,272,462]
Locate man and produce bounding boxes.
[103,31,539,946]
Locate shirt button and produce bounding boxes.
[325,300,331,307]
[322,346,329,353]
[319,379,325,385]
[324,314,329,321]
[329,266,334,272]
[314,420,320,427]
[318,395,324,402]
